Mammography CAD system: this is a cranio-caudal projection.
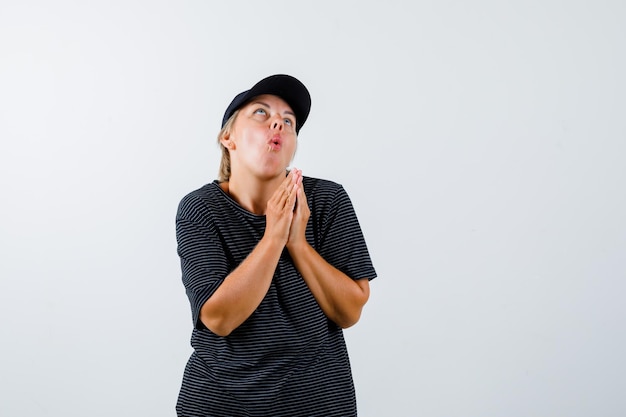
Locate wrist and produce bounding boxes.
[260,233,288,253]
[286,238,309,254]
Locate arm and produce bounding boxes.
[287,241,370,328]
[199,172,300,336]
[286,171,370,328]
[199,236,283,336]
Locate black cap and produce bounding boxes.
[221,74,311,134]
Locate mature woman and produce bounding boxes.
[175,74,377,416]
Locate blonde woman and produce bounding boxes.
[175,74,377,416]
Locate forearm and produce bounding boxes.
[287,242,370,328]
[200,236,284,336]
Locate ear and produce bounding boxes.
[220,132,235,150]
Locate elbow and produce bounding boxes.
[336,311,363,329]
[202,318,235,337]
[213,328,234,337]
[335,281,370,329]
[334,301,366,328]
[199,311,237,337]
[199,297,245,337]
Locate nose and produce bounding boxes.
[270,114,283,131]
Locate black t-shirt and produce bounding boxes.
[175,176,377,416]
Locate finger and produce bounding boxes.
[286,182,298,211]
[282,174,299,208]
[284,170,297,192]
[295,183,307,212]
[293,168,302,183]
[270,171,295,205]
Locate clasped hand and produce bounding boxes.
[264,168,310,248]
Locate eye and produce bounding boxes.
[254,108,267,115]
[284,118,293,126]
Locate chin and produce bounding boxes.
[255,167,288,181]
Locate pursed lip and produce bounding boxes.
[268,134,282,151]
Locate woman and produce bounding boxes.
[175,74,377,416]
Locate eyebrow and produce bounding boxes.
[252,101,296,118]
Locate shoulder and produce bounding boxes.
[303,176,356,214]
[303,175,346,197]
[176,181,222,221]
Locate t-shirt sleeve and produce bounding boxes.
[176,194,230,330]
[317,186,377,281]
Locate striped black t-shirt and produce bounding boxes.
[175,176,377,417]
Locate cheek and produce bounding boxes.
[288,140,298,158]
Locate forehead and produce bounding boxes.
[243,94,294,113]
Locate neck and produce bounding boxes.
[224,171,286,215]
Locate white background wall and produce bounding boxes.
[1,1,625,416]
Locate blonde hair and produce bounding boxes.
[216,110,239,182]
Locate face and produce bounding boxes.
[224,94,297,180]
